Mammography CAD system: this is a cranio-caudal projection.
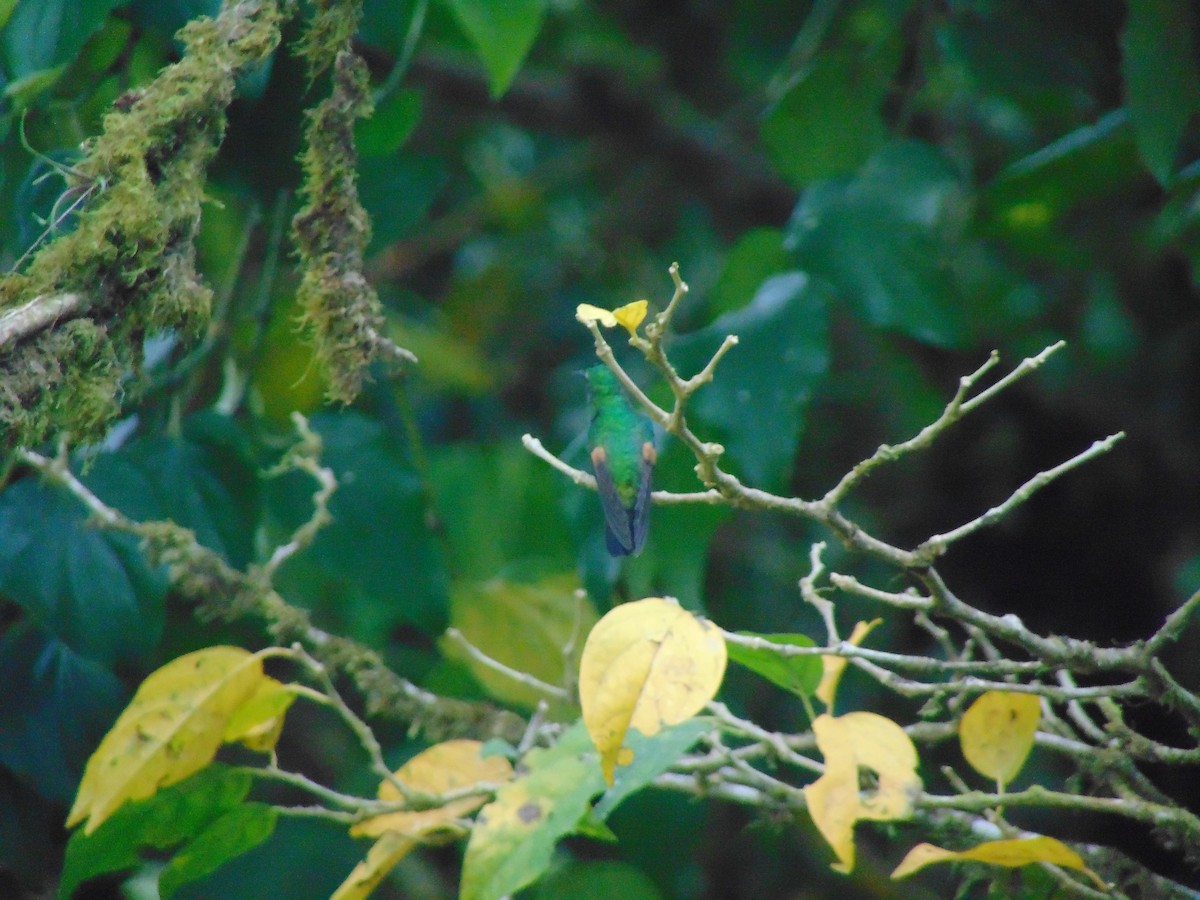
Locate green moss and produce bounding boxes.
[291,47,384,404]
[0,0,285,457]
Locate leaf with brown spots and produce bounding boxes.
[461,722,606,900]
[67,646,267,834]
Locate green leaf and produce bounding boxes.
[266,411,449,635]
[726,632,822,699]
[429,442,576,578]
[360,152,447,254]
[673,272,831,491]
[59,764,276,899]
[786,140,971,347]
[443,0,546,97]
[590,718,710,821]
[1122,0,1200,184]
[0,624,126,804]
[356,88,423,158]
[1,0,123,78]
[709,228,791,320]
[529,860,664,900]
[762,43,898,187]
[0,479,165,668]
[460,721,606,900]
[86,413,260,568]
[982,111,1139,262]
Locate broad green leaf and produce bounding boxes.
[158,803,277,898]
[1,0,123,78]
[442,574,597,715]
[959,691,1041,788]
[267,411,449,635]
[579,598,726,785]
[0,624,125,804]
[360,152,447,254]
[804,711,921,873]
[762,44,897,187]
[786,141,971,347]
[60,764,275,899]
[351,739,513,839]
[0,477,165,668]
[460,722,606,900]
[892,836,1107,889]
[982,111,1139,261]
[1122,0,1200,184]
[528,860,664,900]
[67,647,267,834]
[356,88,423,158]
[86,413,260,568]
[673,272,831,491]
[429,442,576,577]
[590,718,711,821]
[726,632,822,699]
[709,228,791,319]
[443,0,546,97]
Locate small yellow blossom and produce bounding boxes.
[576,300,648,336]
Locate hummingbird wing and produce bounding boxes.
[591,445,636,555]
[627,440,656,555]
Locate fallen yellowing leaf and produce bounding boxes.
[352,739,514,840]
[891,835,1107,889]
[804,711,921,873]
[816,618,881,710]
[579,597,726,784]
[960,691,1041,788]
[67,646,266,834]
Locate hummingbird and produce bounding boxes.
[584,365,656,556]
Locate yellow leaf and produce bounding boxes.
[891,836,1108,889]
[222,676,297,753]
[959,691,1041,788]
[816,619,881,710]
[331,832,417,900]
[576,304,618,328]
[352,740,514,840]
[67,646,265,834]
[442,575,598,716]
[612,300,648,334]
[579,597,727,785]
[575,300,648,336]
[804,712,921,873]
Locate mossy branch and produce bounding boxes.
[0,0,286,458]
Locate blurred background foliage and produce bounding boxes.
[1,0,1200,896]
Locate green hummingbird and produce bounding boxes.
[585,365,656,556]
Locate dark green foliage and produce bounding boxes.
[3,0,1200,896]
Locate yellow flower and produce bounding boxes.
[576,300,648,336]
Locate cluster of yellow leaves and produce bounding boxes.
[334,741,514,900]
[578,597,726,784]
[67,646,294,835]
